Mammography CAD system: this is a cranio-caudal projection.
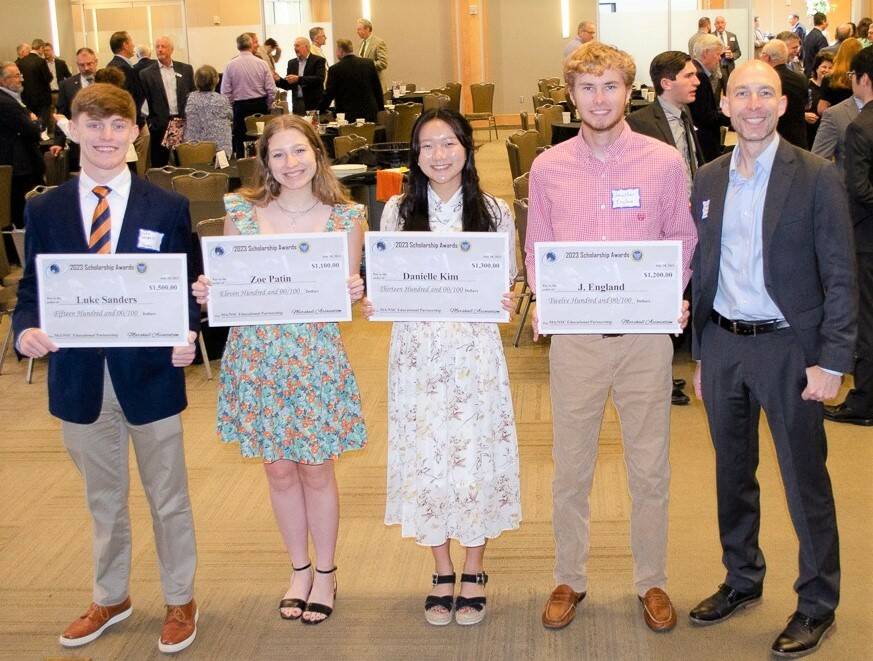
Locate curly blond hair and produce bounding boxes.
[564,42,636,88]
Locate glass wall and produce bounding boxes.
[71,0,188,65]
[598,0,752,86]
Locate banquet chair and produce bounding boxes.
[334,134,368,159]
[535,104,564,147]
[146,166,195,191]
[422,93,451,112]
[244,113,268,134]
[443,82,462,113]
[175,141,217,167]
[171,171,229,200]
[538,77,562,94]
[192,217,228,380]
[549,86,568,103]
[512,172,529,200]
[465,83,497,141]
[532,94,553,112]
[512,198,533,347]
[339,122,377,143]
[0,165,20,288]
[394,103,422,143]
[0,283,16,375]
[236,156,260,188]
[506,140,521,181]
[377,109,398,142]
[507,130,541,177]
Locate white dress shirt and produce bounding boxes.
[78,167,132,253]
[159,61,179,115]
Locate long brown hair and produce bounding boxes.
[239,114,350,206]
[829,37,863,89]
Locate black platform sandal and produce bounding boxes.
[279,562,312,620]
[455,572,488,625]
[425,573,456,626]
[301,566,337,625]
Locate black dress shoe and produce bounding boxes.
[771,611,835,658]
[672,385,690,406]
[822,403,873,426]
[672,378,686,388]
[689,583,762,625]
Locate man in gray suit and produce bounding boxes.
[689,61,855,658]
[812,94,861,174]
[355,18,388,89]
[819,23,853,56]
[713,16,741,81]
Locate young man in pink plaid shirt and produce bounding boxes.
[528,42,697,633]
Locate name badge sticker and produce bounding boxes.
[702,200,710,220]
[137,229,164,251]
[611,188,641,209]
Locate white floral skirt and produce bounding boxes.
[384,321,522,547]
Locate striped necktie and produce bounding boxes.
[89,186,112,253]
[359,39,367,57]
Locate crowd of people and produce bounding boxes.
[1,10,870,660]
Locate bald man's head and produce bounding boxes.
[721,61,786,146]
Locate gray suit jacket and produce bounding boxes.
[626,99,704,168]
[811,96,859,174]
[691,138,857,372]
[358,35,388,89]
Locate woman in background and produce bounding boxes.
[183,65,233,157]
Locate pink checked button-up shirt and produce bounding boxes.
[525,122,697,290]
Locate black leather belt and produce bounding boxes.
[711,311,790,336]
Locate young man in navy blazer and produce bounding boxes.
[12,83,201,654]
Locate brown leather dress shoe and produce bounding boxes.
[542,584,585,629]
[158,599,198,654]
[639,587,677,632]
[59,597,132,647]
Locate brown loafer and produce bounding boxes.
[59,597,132,647]
[639,587,677,632]
[542,584,585,629]
[158,598,198,654]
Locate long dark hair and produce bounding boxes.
[398,109,497,232]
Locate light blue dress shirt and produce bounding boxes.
[713,134,785,321]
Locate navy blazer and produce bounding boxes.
[12,176,201,425]
[691,139,857,373]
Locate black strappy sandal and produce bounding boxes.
[455,571,488,625]
[424,573,456,626]
[301,566,337,625]
[278,562,312,620]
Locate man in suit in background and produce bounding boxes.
[812,95,861,174]
[221,32,276,158]
[628,50,704,406]
[825,47,873,426]
[0,61,45,233]
[688,34,731,162]
[820,23,853,57]
[689,61,854,658]
[713,16,741,82]
[43,42,71,109]
[133,44,154,75]
[140,36,194,167]
[309,26,328,60]
[760,39,809,149]
[803,13,829,77]
[789,13,807,44]
[13,82,200,654]
[278,37,326,115]
[355,18,388,90]
[319,39,384,122]
[107,31,148,169]
[776,31,804,74]
[16,42,53,128]
[50,47,98,172]
[688,16,711,55]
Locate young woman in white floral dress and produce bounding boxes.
[363,109,521,626]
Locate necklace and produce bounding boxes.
[275,197,320,217]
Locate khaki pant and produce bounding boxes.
[549,334,672,595]
[62,367,197,606]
